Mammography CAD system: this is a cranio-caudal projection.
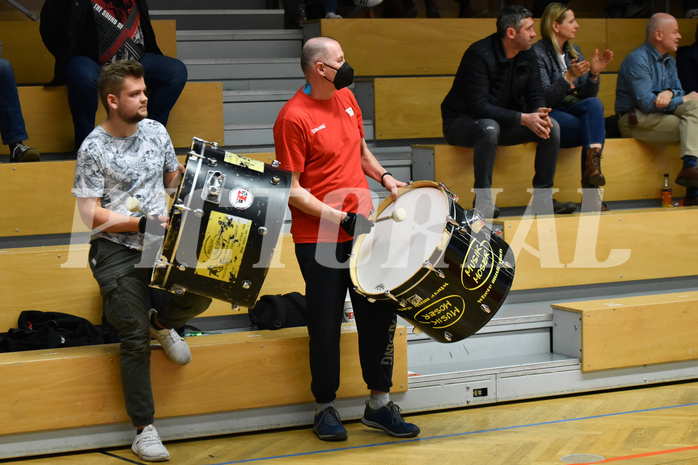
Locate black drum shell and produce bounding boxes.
[151,139,291,308]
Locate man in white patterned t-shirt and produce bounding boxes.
[73,60,211,463]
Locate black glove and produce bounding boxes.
[138,216,166,236]
[340,212,374,237]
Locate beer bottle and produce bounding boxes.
[661,173,672,207]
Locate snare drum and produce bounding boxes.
[349,181,515,343]
[150,138,291,308]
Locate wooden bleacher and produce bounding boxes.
[0,325,408,437]
[0,19,223,155]
[3,15,698,458]
[416,138,682,208]
[552,291,698,372]
[0,233,304,330]
[319,18,696,141]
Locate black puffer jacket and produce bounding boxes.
[441,33,546,128]
[39,0,162,86]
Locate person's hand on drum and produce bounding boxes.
[340,212,374,237]
[380,172,406,200]
[138,214,169,236]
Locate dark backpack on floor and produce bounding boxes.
[248,292,307,330]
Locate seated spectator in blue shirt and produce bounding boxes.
[0,41,40,163]
[616,13,698,206]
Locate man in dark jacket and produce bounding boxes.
[441,5,575,218]
[40,0,187,154]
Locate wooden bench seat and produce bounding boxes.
[0,233,303,331]
[415,139,681,208]
[552,291,698,372]
[0,325,408,437]
[496,207,698,291]
[1,81,224,156]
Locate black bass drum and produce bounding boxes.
[350,181,515,343]
[151,137,291,308]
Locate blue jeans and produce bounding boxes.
[64,53,188,151]
[0,58,28,146]
[550,97,605,149]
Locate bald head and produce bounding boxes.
[301,37,339,76]
[646,13,681,54]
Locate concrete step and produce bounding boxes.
[150,9,283,30]
[224,120,377,149]
[176,29,302,60]
[184,58,304,91]
[223,89,295,125]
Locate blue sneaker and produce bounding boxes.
[313,406,348,441]
[361,401,420,438]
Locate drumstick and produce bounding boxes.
[125,197,154,221]
[376,207,407,223]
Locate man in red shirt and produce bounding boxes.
[273,36,420,442]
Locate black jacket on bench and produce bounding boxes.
[441,32,546,129]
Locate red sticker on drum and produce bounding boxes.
[230,187,254,210]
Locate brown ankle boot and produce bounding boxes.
[584,147,606,187]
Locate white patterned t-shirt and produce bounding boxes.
[73,119,179,251]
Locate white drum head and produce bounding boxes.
[353,185,450,295]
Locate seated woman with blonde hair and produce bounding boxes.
[532,2,614,211]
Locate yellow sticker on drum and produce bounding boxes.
[224,151,265,173]
[195,211,251,282]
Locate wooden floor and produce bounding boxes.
[5,380,698,465]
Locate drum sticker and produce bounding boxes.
[414,295,466,330]
[230,187,254,210]
[224,151,265,173]
[461,238,504,304]
[195,211,251,282]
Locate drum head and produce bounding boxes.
[353,182,450,296]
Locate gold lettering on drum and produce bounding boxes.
[461,239,495,291]
[195,211,251,281]
[477,248,504,304]
[414,295,466,330]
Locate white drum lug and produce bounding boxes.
[272,160,281,168]
[383,291,400,304]
[174,203,205,218]
[423,260,445,279]
[154,257,187,271]
[241,280,252,290]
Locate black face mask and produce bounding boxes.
[323,61,354,90]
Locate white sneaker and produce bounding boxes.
[325,12,342,18]
[150,319,191,366]
[132,425,170,462]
